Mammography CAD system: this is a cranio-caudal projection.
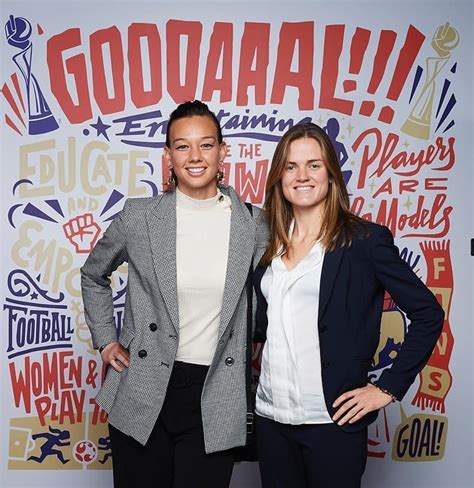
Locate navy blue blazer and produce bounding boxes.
[253,221,444,432]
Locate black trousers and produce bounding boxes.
[109,362,235,488]
[256,415,368,488]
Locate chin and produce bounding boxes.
[289,195,316,205]
[188,178,214,188]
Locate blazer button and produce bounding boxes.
[225,357,234,366]
[138,349,148,359]
[149,323,158,332]
[322,360,330,368]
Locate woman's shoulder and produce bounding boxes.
[351,219,392,240]
[346,219,394,251]
[125,194,163,207]
[121,194,165,218]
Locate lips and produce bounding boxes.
[186,167,206,176]
[294,186,315,191]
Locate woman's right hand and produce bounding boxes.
[100,341,130,372]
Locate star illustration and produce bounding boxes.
[70,300,82,313]
[402,140,410,149]
[368,180,377,193]
[30,291,38,300]
[90,116,111,141]
[346,123,355,137]
[316,115,325,126]
[402,196,413,210]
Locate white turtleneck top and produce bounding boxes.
[175,188,231,365]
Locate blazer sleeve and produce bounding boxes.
[370,225,444,401]
[80,200,130,349]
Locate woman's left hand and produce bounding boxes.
[332,383,393,425]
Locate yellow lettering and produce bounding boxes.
[433,258,446,280]
[128,151,148,196]
[11,221,43,267]
[81,141,109,195]
[19,140,56,197]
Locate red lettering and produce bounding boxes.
[271,22,314,110]
[91,399,109,425]
[47,28,92,123]
[320,25,353,114]
[60,351,82,388]
[42,352,60,398]
[166,20,202,102]
[9,360,31,412]
[90,26,125,114]
[35,396,51,425]
[234,160,268,204]
[399,179,418,193]
[352,128,382,189]
[373,178,393,198]
[202,23,233,102]
[128,23,162,107]
[436,137,455,171]
[375,198,398,235]
[237,23,270,105]
[428,371,443,392]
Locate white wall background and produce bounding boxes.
[1,1,472,486]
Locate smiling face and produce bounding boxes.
[164,115,226,199]
[281,137,330,214]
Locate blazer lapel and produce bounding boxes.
[318,246,345,322]
[146,192,180,334]
[218,190,256,339]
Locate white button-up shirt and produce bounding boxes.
[255,240,333,424]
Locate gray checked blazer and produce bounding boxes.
[81,185,268,453]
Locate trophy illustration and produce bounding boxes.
[5,15,59,135]
[401,22,459,140]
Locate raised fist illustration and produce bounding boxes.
[63,213,101,254]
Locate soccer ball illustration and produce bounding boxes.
[73,440,98,464]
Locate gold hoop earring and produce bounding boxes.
[166,169,176,190]
[217,163,226,182]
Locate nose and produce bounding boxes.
[296,166,309,180]
[189,144,202,162]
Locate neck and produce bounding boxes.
[291,205,324,240]
[177,184,218,200]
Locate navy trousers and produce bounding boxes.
[109,361,235,488]
[256,415,368,488]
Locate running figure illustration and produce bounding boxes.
[28,426,71,464]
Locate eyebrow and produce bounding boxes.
[172,136,217,143]
[287,158,324,164]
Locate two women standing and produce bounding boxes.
[82,104,443,488]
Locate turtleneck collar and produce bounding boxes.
[176,187,230,211]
